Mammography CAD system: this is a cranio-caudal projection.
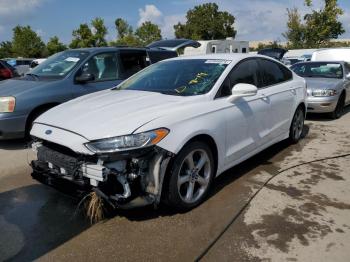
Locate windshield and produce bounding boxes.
[116,59,230,96]
[30,50,89,78]
[291,62,343,79]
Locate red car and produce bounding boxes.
[0,60,19,80]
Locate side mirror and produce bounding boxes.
[346,73,350,80]
[227,83,258,103]
[75,73,95,84]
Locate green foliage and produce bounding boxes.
[111,34,142,47]
[70,18,108,48]
[0,41,13,58]
[91,17,108,47]
[250,41,285,52]
[135,21,161,46]
[284,0,345,48]
[46,36,67,56]
[112,19,162,47]
[11,25,46,58]
[174,3,236,40]
[115,18,133,39]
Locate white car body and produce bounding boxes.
[30,54,306,209]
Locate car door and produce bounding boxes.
[72,52,123,97]
[257,58,296,140]
[215,58,271,166]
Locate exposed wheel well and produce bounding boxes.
[25,103,60,135]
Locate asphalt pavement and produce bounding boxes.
[0,108,349,262]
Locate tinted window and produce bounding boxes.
[79,52,120,82]
[259,59,289,87]
[119,51,148,78]
[217,59,259,97]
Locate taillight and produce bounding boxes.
[0,68,13,79]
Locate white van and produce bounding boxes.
[311,48,350,62]
[183,39,249,56]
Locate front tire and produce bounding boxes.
[166,141,215,211]
[289,106,305,144]
[330,93,345,119]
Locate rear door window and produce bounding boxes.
[259,59,292,87]
[119,50,148,78]
[217,59,259,98]
[80,52,120,82]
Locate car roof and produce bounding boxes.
[70,46,162,53]
[293,60,344,65]
[167,53,270,63]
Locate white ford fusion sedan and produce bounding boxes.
[30,54,307,210]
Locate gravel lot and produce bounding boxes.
[0,108,349,262]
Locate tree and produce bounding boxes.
[174,3,236,40]
[282,8,305,49]
[0,41,13,58]
[284,0,345,48]
[70,23,94,48]
[91,17,108,47]
[115,18,132,39]
[11,25,46,57]
[135,21,161,46]
[111,34,142,47]
[46,36,67,55]
[70,18,108,48]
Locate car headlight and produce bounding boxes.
[85,128,169,153]
[312,89,337,97]
[0,97,16,113]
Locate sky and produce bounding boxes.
[0,0,350,44]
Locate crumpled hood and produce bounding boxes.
[34,90,195,141]
[305,77,343,91]
[0,78,56,96]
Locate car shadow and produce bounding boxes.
[0,184,90,262]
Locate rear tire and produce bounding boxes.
[330,93,345,119]
[289,106,305,144]
[166,141,215,211]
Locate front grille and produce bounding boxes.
[37,146,82,175]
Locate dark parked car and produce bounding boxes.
[0,40,200,140]
[0,60,19,81]
[258,48,287,61]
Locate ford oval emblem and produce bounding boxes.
[45,130,52,135]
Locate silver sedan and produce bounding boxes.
[291,61,350,119]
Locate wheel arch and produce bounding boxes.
[25,102,60,134]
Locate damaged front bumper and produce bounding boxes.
[30,140,174,209]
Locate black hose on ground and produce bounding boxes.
[195,153,350,261]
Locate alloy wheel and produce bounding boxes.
[177,149,212,204]
[292,108,304,141]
